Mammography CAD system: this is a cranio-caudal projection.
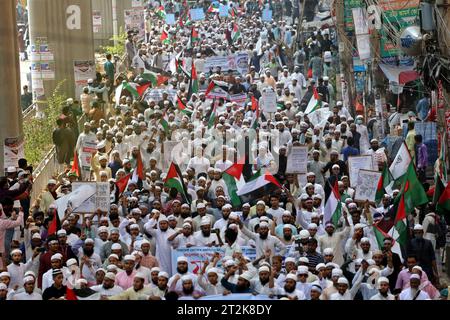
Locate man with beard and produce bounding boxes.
[144,211,175,275]
[115,255,142,290]
[221,267,253,294]
[112,132,128,161]
[198,261,225,295]
[274,211,297,238]
[370,276,395,300]
[169,274,203,298]
[168,257,196,292]
[399,274,431,300]
[168,222,196,249]
[41,253,69,291]
[94,226,109,257]
[139,239,159,269]
[192,203,216,232]
[194,217,222,247]
[147,267,160,289]
[93,155,112,182]
[318,213,351,266]
[11,276,42,300]
[240,219,286,258]
[78,238,101,285]
[274,274,305,300]
[329,274,364,300]
[107,273,148,300]
[91,272,123,297]
[250,265,276,295]
[278,225,295,245]
[145,271,169,299]
[100,228,129,261]
[213,204,232,230]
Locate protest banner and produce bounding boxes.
[219,4,229,17]
[286,146,308,173]
[348,155,377,187]
[262,9,272,21]
[354,169,382,202]
[71,182,110,213]
[260,89,277,113]
[165,13,175,25]
[171,247,256,275]
[190,8,205,21]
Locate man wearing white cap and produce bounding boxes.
[274,273,305,300]
[41,253,68,291]
[251,265,276,295]
[7,249,33,289]
[11,276,42,300]
[168,256,196,293]
[168,222,196,249]
[370,276,395,300]
[239,217,286,258]
[399,274,431,300]
[144,271,169,299]
[192,203,216,232]
[107,273,148,300]
[329,272,364,300]
[90,272,123,297]
[39,179,60,214]
[78,238,102,285]
[198,259,225,295]
[318,212,351,266]
[144,211,176,275]
[75,122,96,180]
[194,217,221,247]
[115,255,143,290]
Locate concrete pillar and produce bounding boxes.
[0,0,23,172]
[28,0,95,102]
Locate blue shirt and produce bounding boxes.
[341,146,360,162]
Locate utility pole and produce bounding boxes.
[335,0,355,115]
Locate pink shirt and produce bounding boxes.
[115,270,148,290]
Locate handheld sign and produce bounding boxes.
[190,8,205,21]
[262,9,272,22]
[165,13,175,25]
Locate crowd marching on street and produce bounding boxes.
[1,0,450,301]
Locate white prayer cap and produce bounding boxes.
[311,212,320,218]
[158,271,169,279]
[111,243,122,250]
[51,253,63,261]
[24,271,36,278]
[348,203,357,209]
[242,202,251,208]
[23,276,35,285]
[337,277,349,285]
[282,210,291,216]
[134,272,146,280]
[228,212,238,220]
[10,249,22,256]
[308,223,318,230]
[108,253,119,260]
[85,238,95,245]
[332,269,343,277]
[412,266,423,272]
[366,259,376,266]
[360,237,370,244]
[57,229,67,236]
[332,164,340,169]
[207,268,220,276]
[32,233,41,240]
[110,228,120,235]
[47,179,57,185]
[299,230,310,239]
[197,203,206,209]
[304,182,314,188]
[259,221,269,228]
[0,271,11,278]
[224,260,236,267]
[66,258,77,267]
[354,223,365,230]
[96,268,106,274]
[0,283,7,290]
[410,274,421,281]
[299,257,309,264]
[316,263,326,271]
[285,274,297,282]
[200,217,211,226]
[256,200,266,206]
[123,254,135,262]
[158,215,168,222]
[183,222,191,228]
[107,265,118,271]
[258,265,270,273]
[167,215,177,222]
[297,266,309,275]
[98,226,109,234]
[299,194,309,200]
[306,172,316,177]
[323,248,334,255]
[239,271,253,282]
[150,267,161,273]
[377,276,389,286]
[181,275,192,283]
[283,224,292,230]
[414,224,424,231]
[285,257,296,264]
[177,256,188,263]
[104,272,116,281]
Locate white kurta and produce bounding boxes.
[144,219,176,275]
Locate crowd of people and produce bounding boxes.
[1,0,449,301]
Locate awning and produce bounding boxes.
[379,63,420,85]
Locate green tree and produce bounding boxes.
[99,29,127,57]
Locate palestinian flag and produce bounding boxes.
[223,163,246,207]
[141,71,169,87]
[373,221,404,259]
[65,287,78,300]
[437,183,450,213]
[399,162,428,214]
[191,27,200,44]
[236,170,281,196]
[304,86,322,114]
[251,95,258,111]
[160,117,170,135]
[156,5,166,19]
[131,151,145,183]
[207,100,217,129]
[231,23,241,42]
[116,173,132,194]
[204,80,230,97]
[208,2,220,13]
[160,30,169,43]
[136,82,151,96]
[165,162,190,203]
[250,99,260,130]
[122,81,139,99]
[375,162,393,203]
[47,208,61,235]
[190,60,199,94]
[392,185,408,246]
[323,180,342,226]
[176,96,193,116]
[230,7,238,17]
[70,150,80,177]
